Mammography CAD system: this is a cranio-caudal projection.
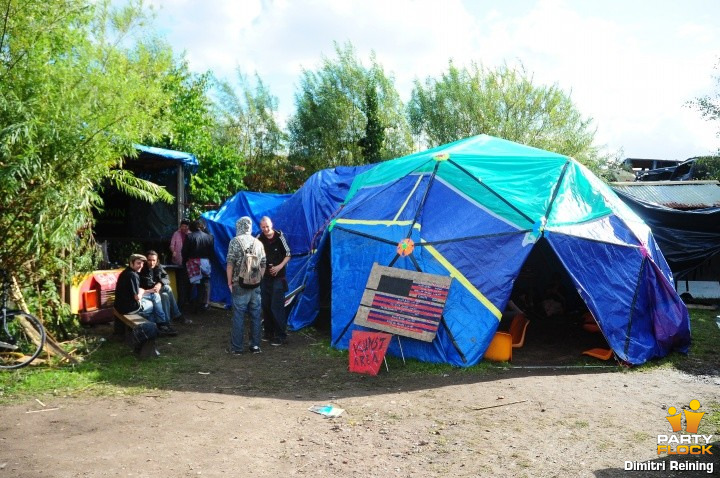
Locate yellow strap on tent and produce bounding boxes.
[422,241,502,320]
[335,219,421,229]
[393,174,424,222]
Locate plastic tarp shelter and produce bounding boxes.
[298,135,691,366]
[612,190,720,279]
[95,144,198,243]
[202,166,374,309]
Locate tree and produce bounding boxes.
[214,72,288,192]
[408,62,602,170]
[690,60,720,141]
[288,42,412,177]
[144,61,246,213]
[358,82,384,163]
[0,0,175,335]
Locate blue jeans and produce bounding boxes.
[139,292,168,324]
[159,284,181,320]
[230,286,261,352]
[261,277,287,341]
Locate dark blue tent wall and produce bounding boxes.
[203,165,375,310]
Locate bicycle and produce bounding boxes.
[0,269,46,369]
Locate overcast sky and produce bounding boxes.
[143,0,720,160]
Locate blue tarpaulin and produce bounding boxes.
[203,135,691,367]
[202,166,373,310]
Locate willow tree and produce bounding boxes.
[287,42,412,177]
[0,0,174,333]
[214,72,288,192]
[408,62,602,170]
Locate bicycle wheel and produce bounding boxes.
[0,312,46,370]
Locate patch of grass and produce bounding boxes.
[305,333,503,377]
[705,401,720,435]
[0,338,186,403]
[632,431,652,442]
[1,307,715,403]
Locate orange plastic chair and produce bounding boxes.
[509,313,529,348]
[484,332,512,362]
[582,323,601,333]
[582,348,614,361]
[582,311,601,333]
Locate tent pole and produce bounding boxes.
[441,315,467,364]
[332,313,356,347]
[396,335,406,365]
[404,254,466,363]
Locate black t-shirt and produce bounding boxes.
[257,229,291,279]
[115,267,141,314]
[139,264,170,289]
[182,230,214,262]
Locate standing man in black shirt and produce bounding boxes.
[182,218,215,311]
[258,216,291,346]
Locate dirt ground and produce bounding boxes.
[1,307,718,478]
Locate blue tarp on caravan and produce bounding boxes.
[316,135,690,366]
[202,166,373,309]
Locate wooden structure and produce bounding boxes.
[113,309,158,359]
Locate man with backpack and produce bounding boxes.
[226,216,266,355]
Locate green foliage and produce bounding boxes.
[141,61,246,214]
[408,62,603,172]
[288,42,412,178]
[0,0,175,336]
[214,72,289,192]
[358,82,385,163]
[693,156,720,180]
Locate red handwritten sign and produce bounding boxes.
[349,331,391,376]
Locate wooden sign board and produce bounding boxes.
[354,263,451,342]
[349,330,392,375]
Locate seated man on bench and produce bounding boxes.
[115,254,178,339]
[140,250,190,325]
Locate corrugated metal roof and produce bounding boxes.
[611,180,720,210]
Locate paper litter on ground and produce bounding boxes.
[308,404,344,418]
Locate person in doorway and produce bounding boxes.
[140,250,191,325]
[114,254,177,338]
[226,217,266,355]
[257,216,291,346]
[182,218,214,311]
[170,219,190,266]
[170,219,190,305]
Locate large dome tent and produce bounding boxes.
[318,134,690,366]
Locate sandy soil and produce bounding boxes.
[1,307,718,478]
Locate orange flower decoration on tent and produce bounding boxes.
[396,238,415,256]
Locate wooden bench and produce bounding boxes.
[113,309,158,358]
